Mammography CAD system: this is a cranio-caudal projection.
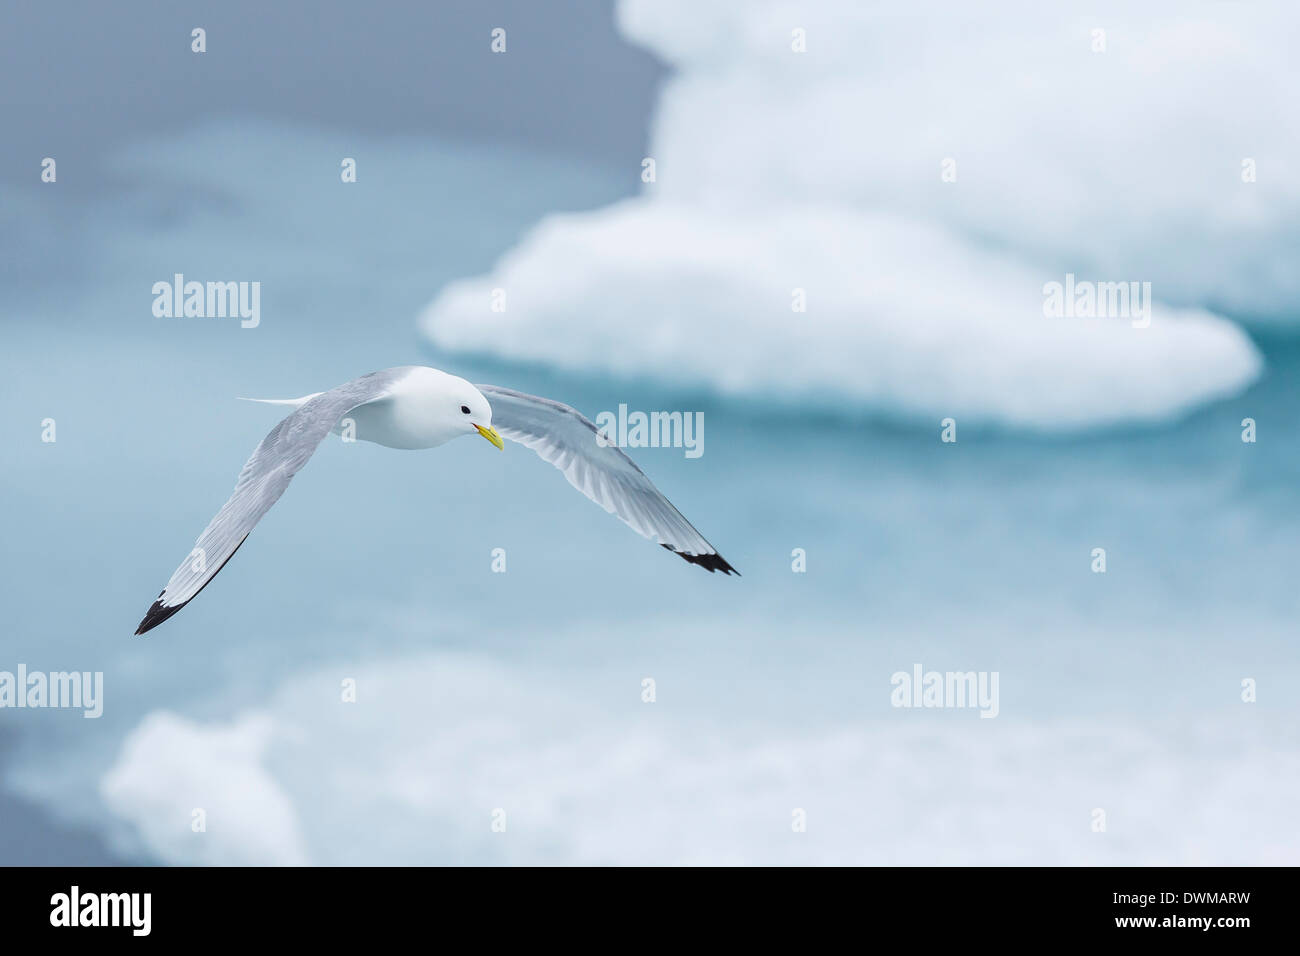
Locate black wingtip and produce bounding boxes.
[134,596,188,636]
[133,533,250,636]
[662,544,740,576]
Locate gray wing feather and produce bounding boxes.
[478,385,737,575]
[135,367,411,634]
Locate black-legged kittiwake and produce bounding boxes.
[134,366,736,635]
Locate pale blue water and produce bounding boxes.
[2,123,1297,864]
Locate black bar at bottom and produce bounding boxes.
[0,865,1282,942]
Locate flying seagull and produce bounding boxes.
[135,366,736,635]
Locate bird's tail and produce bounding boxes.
[236,392,322,407]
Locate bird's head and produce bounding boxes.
[448,380,503,449]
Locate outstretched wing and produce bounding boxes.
[135,367,412,634]
[477,384,737,575]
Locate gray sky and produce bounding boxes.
[0,0,665,190]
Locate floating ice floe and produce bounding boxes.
[422,0,1292,430]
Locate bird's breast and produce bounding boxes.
[338,395,455,449]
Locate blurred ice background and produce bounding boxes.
[1,0,1297,865]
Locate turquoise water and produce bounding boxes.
[1,123,1297,864]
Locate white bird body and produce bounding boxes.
[245,367,487,450]
[137,366,736,634]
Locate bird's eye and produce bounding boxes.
[460,405,471,414]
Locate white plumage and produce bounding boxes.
[135,366,736,635]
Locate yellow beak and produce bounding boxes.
[474,424,504,450]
